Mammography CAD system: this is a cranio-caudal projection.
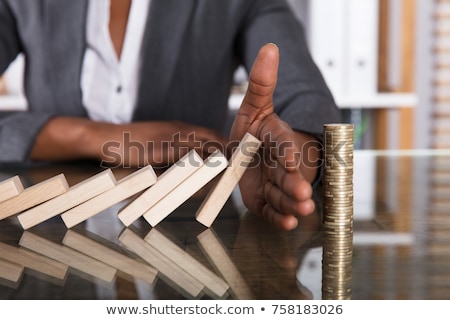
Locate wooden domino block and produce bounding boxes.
[0,174,69,221]
[0,258,23,284]
[119,228,204,298]
[20,231,117,283]
[63,229,157,284]
[61,166,157,228]
[143,150,228,227]
[144,228,229,298]
[0,176,24,203]
[196,132,261,227]
[197,228,254,299]
[118,150,203,227]
[17,169,116,230]
[0,242,68,281]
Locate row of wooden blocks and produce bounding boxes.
[0,133,261,230]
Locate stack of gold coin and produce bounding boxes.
[321,123,354,300]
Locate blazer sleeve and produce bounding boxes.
[236,0,342,139]
[0,0,54,163]
[0,0,21,73]
[0,112,54,163]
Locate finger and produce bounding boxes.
[239,171,267,211]
[264,156,312,201]
[259,118,301,171]
[261,203,299,231]
[230,43,279,141]
[263,181,315,217]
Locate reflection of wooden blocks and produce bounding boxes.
[145,228,229,298]
[0,242,68,281]
[143,150,228,227]
[61,166,157,228]
[63,229,157,284]
[119,228,204,298]
[196,132,261,227]
[197,229,254,299]
[0,176,24,203]
[17,169,116,230]
[0,174,69,221]
[118,151,203,227]
[20,231,117,283]
[0,258,23,284]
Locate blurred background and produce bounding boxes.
[0,0,445,151]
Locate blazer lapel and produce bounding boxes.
[134,0,196,120]
[45,0,88,115]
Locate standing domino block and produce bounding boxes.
[0,176,24,203]
[196,132,262,227]
[118,150,203,227]
[0,174,69,221]
[61,166,157,228]
[18,169,116,230]
[143,149,228,227]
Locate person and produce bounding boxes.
[0,0,341,230]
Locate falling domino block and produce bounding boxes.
[63,229,157,284]
[118,150,203,227]
[143,149,228,227]
[61,166,157,228]
[144,228,229,298]
[0,176,24,203]
[0,174,69,221]
[196,132,262,227]
[20,231,117,284]
[119,228,204,298]
[17,169,116,230]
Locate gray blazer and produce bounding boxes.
[0,0,340,163]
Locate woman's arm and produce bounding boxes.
[30,117,229,167]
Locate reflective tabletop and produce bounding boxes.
[0,150,449,300]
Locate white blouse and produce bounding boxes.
[81,0,151,124]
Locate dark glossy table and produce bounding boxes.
[0,150,449,300]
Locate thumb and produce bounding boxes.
[230,43,279,141]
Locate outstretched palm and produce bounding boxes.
[230,44,316,231]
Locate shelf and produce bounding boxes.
[228,92,418,111]
[335,92,418,109]
[1,92,418,113]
